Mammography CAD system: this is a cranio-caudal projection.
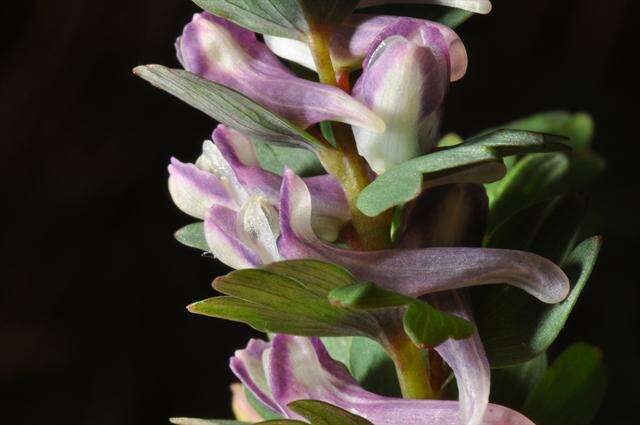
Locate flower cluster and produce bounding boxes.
[137,1,606,424]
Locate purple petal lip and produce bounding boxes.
[176,13,384,132]
[231,335,533,425]
[204,205,263,269]
[277,169,570,304]
[357,0,493,15]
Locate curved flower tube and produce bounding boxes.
[357,0,493,14]
[176,12,384,132]
[230,335,533,425]
[168,125,350,268]
[264,15,467,81]
[278,169,570,304]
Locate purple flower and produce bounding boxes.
[278,169,570,304]
[265,15,467,81]
[175,12,385,132]
[230,334,533,425]
[357,0,493,14]
[168,125,350,269]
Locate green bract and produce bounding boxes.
[133,65,325,150]
[357,129,569,217]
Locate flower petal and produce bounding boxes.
[352,18,457,173]
[230,338,283,416]
[204,205,262,269]
[235,195,282,264]
[213,125,351,241]
[357,0,492,15]
[429,291,490,425]
[278,170,570,304]
[238,335,534,425]
[265,15,466,81]
[168,157,236,219]
[177,13,384,132]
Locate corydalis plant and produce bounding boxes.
[135,1,607,424]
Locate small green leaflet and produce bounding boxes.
[357,129,568,217]
[192,0,359,40]
[522,343,607,425]
[133,65,324,151]
[175,222,208,252]
[329,282,475,348]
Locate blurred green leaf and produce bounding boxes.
[133,65,324,150]
[329,282,475,348]
[288,399,374,425]
[475,236,602,367]
[175,222,208,252]
[253,138,324,176]
[491,353,548,409]
[522,343,607,425]
[192,0,358,39]
[487,151,603,233]
[357,129,568,217]
[188,260,381,337]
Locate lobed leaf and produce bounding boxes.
[188,260,381,338]
[357,129,569,217]
[133,65,324,150]
[252,138,324,176]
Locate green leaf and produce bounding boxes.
[328,282,412,309]
[188,260,381,338]
[322,336,400,397]
[522,343,607,425]
[486,151,604,233]
[133,65,324,150]
[497,111,595,150]
[486,193,588,264]
[288,399,374,425]
[170,419,248,425]
[474,236,602,367]
[483,111,603,230]
[193,0,359,39]
[403,301,476,349]
[175,222,208,252]
[253,138,324,176]
[491,353,548,409]
[357,129,568,217]
[329,282,475,349]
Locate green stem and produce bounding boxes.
[381,326,435,399]
[308,30,392,250]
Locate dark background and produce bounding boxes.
[2,0,638,424]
